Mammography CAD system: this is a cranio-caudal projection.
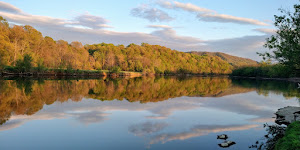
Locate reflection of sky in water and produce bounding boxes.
[0,89,299,149]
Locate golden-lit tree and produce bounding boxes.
[0,16,233,74]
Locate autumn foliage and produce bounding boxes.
[0,17,232,74]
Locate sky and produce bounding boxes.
[0,0,298,60]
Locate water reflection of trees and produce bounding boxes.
[232,79,300,100]
[249,124,286,150]
[88,77,233,102]
[0,77,298,124]
[0,78,92,124]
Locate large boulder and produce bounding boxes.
[275,106,300,125]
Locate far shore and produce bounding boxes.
[0,71,142,78]
[0,71,230,78]
[231,76,300,83]
[2,72,299,83]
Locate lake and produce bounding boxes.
[0,77,299,150]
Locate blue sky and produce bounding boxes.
[0,0,298,60]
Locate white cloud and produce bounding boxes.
[69,13,112,29]
[0,2,111,30]
[157,1,268,26]
[204,35,269,60]
[131,5,174,22]
[156,0,173,9]
[173,1,214,13]
[147,24,172,29]
[253,28,276,34]
[0,11,66,27]
[0,1,23,14]
[151,28,203,44]
[197,13,269,26]
[157,0,214,13]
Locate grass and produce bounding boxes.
[275,121,300,150]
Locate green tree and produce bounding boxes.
[109,66,121,73]
[15,54,33,72]
[23,54,33,72]
[259,3,300,75]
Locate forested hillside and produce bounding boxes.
[0,16,234,74]
[189,51,258,68]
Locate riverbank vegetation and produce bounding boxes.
[231,63,293,78]
[0,16,233,76]
[275,121,300,150]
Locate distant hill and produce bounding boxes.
[189,51,258,68]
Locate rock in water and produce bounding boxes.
[217,134,228,140]
[218,141,236,148]
[275,106,300,125]
[220,143,228,147]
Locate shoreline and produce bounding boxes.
[2,72,299,83]
[0,71,143,78]
[231,76,300,83]
[0,71,231,78]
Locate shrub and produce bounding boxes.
[15,54,33,72]
[109,66,121,73]
[3,66,17,72]
[66,64,74,73]
[231,64,294,78]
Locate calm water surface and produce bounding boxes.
[0,77,299,150]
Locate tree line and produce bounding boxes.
[0,16,232,75]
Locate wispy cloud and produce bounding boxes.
[253,28,276,34]
[173,1,214,13]
[151,27,203,44]
[157,1,268,26]
[69,13,112,29]
[147,24,172,29]
[131,5,174,22]
[0,1,23,14]
[197,13,269,26]
[0,1,111,29]
[158,1,214,13]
